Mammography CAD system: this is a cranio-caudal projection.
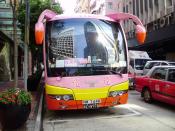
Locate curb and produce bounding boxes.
[34,86,44,131]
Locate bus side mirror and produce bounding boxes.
[35,22,44,45]
[135,25,146,44]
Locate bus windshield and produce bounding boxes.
[45,18,127,77]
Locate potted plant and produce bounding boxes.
[0,88,31,130]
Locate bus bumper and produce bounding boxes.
[45,93,128,110]
[45,81,129,110]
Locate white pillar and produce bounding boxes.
[153,0,155,21]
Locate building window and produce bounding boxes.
[126,5,128,13]
[149,0,153,8]
[108,2,113,9]
[167,0,173,6]
[155,0,159,6]
[123,6,125,12]
[129,1,132,13]
[92,11,97,14]
[140,0,143,13]
[0,0,6,4]
[136,0,139,16]
[132,0,135,15]
[145,0,148,11]
[155,0,159,12]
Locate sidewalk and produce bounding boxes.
[0,79,44,131]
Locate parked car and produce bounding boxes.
[143,60,175,75]
[135,66,175,105]
[128,51,151,89]
[168,62,175,66]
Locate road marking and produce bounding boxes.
[45,104,142,124]
[126,104,150,111]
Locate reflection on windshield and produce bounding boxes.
[84,21,108,64]
[46,18,127,77]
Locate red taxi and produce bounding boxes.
[135,66,175,105]
[128,73,135,89]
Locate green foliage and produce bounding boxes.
[0,88,31,105]
[17,90,31,105]
[17,0,63,64]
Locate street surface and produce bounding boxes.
[43,90,175,131]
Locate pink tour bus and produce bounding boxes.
[35,9,146,110]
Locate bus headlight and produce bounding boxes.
[109,90,128,97]
[63,95,72,101]
[55,96,61,100]
[48,94,74,101]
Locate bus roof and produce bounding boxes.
[49,13,116,22]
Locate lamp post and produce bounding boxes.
[24,0,30,91]
[10,0,18,88]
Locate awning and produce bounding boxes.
[128,23,175,50]
[0,30,13,44]
[0,30,24,50]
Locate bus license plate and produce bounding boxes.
[82,99,101,104]
[83,100,101,109]
[84,104,98,109]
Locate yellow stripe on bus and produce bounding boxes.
[45,81,129,100]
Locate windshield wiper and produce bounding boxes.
[107,70,123,77]
[91,66,123,77]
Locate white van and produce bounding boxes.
[128,50,151,89]
[128,50,151,76]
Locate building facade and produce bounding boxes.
[120,0,175,60]
[75,0,175,61]
[0,0,31,82]
[75,0,90,13]
[75,0,123,15]
[0,0,22,42]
